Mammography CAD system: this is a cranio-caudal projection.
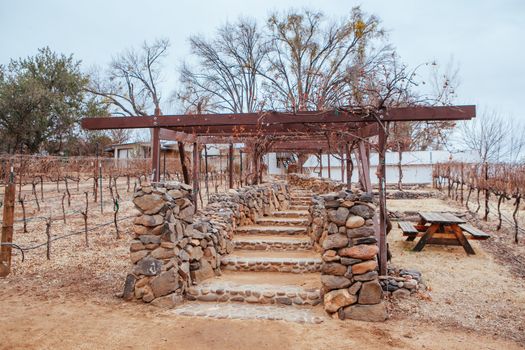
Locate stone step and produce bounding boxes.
[255,216,309,226]
[271,210,309,218]
[235,225,307,235]
[290,196,313,201]
[221,250,322,273]
[170,302,325,324]
[233,234,313,251]
[186,271,321,306]
[289,205,309,211]
[291,197,312,202]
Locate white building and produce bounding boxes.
[265,150,479,184]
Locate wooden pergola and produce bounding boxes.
[81,105,476,274]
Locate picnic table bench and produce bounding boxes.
[397,211,490,255]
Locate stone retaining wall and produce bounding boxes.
[122,181,290,306]
[206,183,290,227]
[288,174,345,193]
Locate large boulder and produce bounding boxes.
[321,275,351,290]
[352,260,378,275]
[133,194,165,215]
[191,259,215,283]
[133,257,162,276]
[342,303,387,322]
[324,289,357,313]
[347,226,375,239]
[358,280,383,304]
[345,215,365,229]
[327,207,350,226]
[321,263,347,276]
[339,245,379,260]
[322,234,349,250]
[134,214,164,227]
[349,205,374,219]
[150,269,179,298]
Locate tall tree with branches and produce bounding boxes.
[177,18,268,113]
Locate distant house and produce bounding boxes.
[265,150,479,184]
[104,141,245,173]
[105,142,152,159]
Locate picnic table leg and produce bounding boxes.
[413,223,439,252]
[451,225,476,255]
[406,219,426,241]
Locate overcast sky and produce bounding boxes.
[1,0,524,120]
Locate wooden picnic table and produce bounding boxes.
[409,211,476,254]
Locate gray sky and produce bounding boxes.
[1,0,524,120]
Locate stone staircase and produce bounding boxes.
[171,187,326,323]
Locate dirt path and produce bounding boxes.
[0,293,522,350]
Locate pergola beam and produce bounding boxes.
[81,105,475,131]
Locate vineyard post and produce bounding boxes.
[513,195,521,243]
[39,175,44,201]
[19,195,27,233]
[484,162,489,221]
[45,217,52,260]
[0,166,16,277]
[99,162,103,213]
[460,163,464,204]
[32,179,40,211]
[61,193,67,223]
[81,192,89,247]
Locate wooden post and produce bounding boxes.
[152,127,160,182]
[327,153,331,179]
[319,151,323,178]
[151,107,161,182]
[204,145,209,201]
[341,150,345,182]
[0,167,15,277]
[229,143,234,189]
[377,125,388,276]
[163,150,166,181]
[192,142,199,212]
[345,143,352,186]
[178,142,190,185]
[460,162,464,204]
[239,150,243,186]
[356,141,372,192]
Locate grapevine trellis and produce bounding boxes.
[433,161,525,243]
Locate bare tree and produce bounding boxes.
[88,39,169,116]
[459,110,514,163]
[261,8,385,111]
[88,39,193,183]
[177,18,268,113]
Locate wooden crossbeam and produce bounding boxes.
[81,105,475,131]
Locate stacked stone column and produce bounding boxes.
[319,190,387,321]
